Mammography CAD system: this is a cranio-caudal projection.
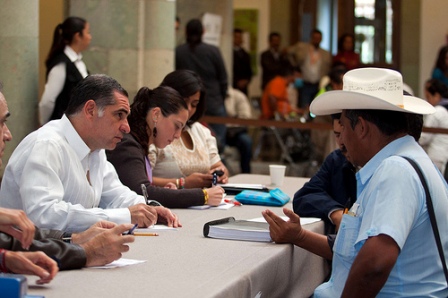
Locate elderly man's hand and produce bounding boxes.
[129,203,158,227]
[154,206,181,228]
[0,207,35,249]
[262,208,303,244]
[71,221,117,244]
[81,223,135,267]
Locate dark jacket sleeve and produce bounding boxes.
[293,150,347,221]
[107,134,205,208]
[211,46,229,101]
[0,227,86,270]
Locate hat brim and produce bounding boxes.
[310,90,435,115]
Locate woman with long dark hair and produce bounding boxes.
[148,70,230,189]
[107,85,224,208]
[432,46,448,87]
[39,17,91,125]
[332,33,360,70]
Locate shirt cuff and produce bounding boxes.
[327,208,343,224]
[106,208,132,224]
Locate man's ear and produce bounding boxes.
[83,100,96,119]
[357,116,369,139]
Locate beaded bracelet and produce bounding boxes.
[179,177,185,189]
[202,189,209,205]
[0,249,10,273]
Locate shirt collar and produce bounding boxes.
[356,135,413,186]
[64,45,83,62]
[60,115,91,161]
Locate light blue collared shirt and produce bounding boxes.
[314,135,448,297]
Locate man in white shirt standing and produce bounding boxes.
[288,29,331,109]
[0,74,180,232]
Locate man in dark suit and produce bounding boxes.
[232,28,252,96]
[260,32,289,91]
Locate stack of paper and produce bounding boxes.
[204,217,321,243]
[207,220,271,242]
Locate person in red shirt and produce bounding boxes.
[333,33,360,70]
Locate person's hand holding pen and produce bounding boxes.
[135,184,182,228]
[204,186,225,206]
[71,220,118,244]
[80,223,135,267]
[128,204,158,227]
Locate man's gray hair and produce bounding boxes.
[65,74,128,116]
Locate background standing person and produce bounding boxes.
[260,32,289,91]
[332,33,360,70]
[419,78,448,175]
[39,16,91,125]
[432,45,448,87]
[232,28,252,96]
[288,29,331,109]
[175,19,228,152]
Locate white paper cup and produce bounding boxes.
[269,165,286,186]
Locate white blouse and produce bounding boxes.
[148,122,221,178]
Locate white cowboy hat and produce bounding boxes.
[310,68,435,115]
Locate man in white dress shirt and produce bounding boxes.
[0,74,180,232]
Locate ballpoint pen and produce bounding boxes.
[141,183,162,206]
[141,183,150,205]
[126,223,138,235]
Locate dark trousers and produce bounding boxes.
[226,128,252,173]
[206,105,227,153]
[298,82,319,108]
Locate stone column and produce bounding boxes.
[0,0,39,173]
[70,0,176,97]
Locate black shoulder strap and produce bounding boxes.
[401,156,448,285]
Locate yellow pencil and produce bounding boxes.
[133,232,159,236]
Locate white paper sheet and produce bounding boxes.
[89,258,146,269]
[247,216,321,225]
